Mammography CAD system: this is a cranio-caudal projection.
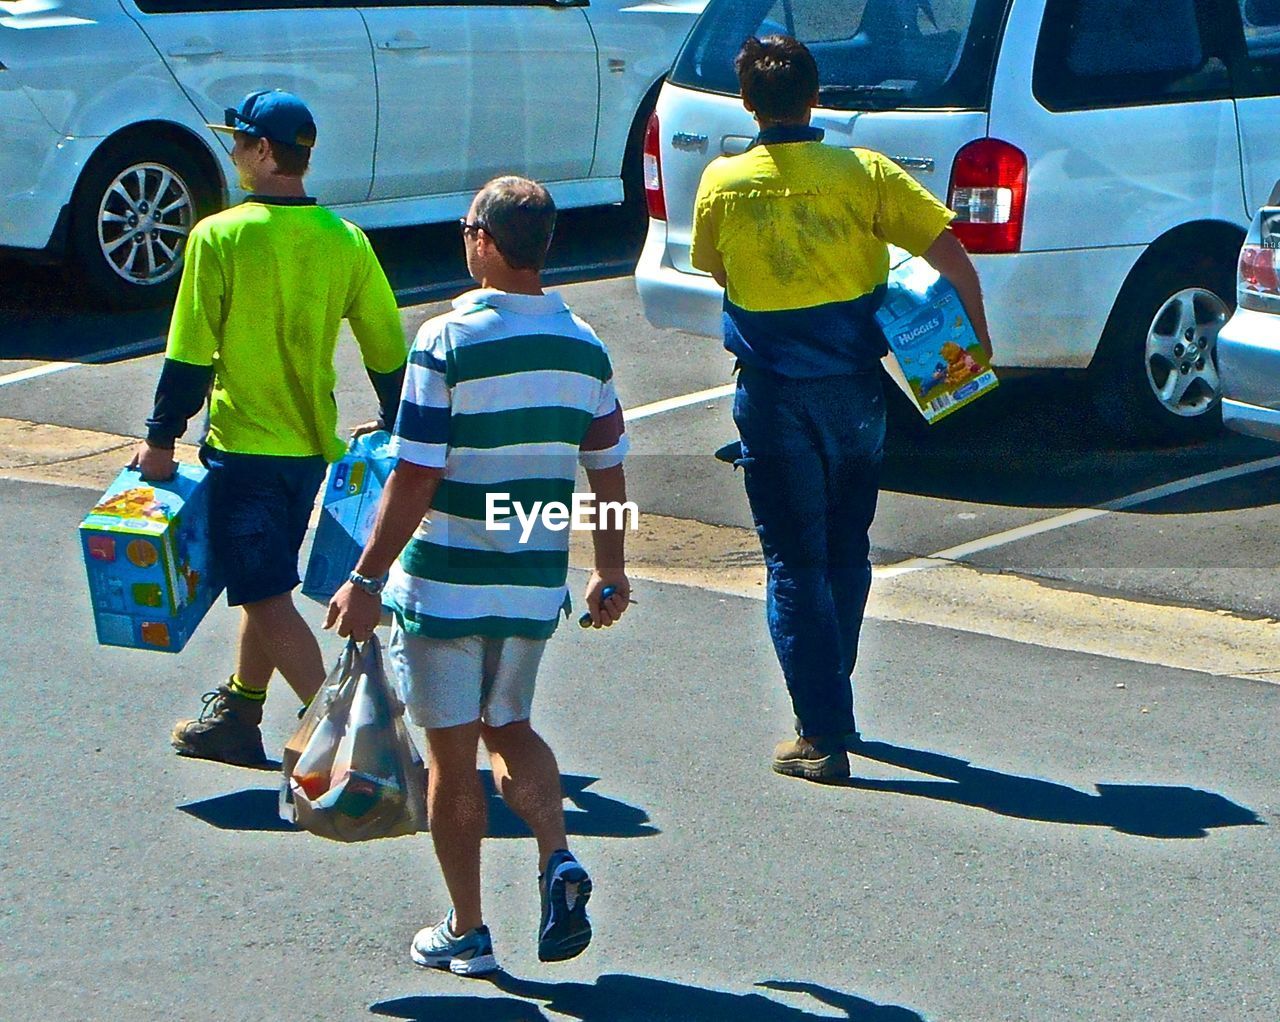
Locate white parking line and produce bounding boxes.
[7,322,1280,579]
[0,261,633,391]
[0,338,166,388]
[877,454,1280,578]
[624,383,736,422]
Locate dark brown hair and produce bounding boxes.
[735,35,820,122]
[235,131,311,177]
[266,138,311,177]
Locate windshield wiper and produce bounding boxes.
[817,83,919,109]
[819,84,912,98]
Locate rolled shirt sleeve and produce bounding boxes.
[389,323,450,469]
[578,371,629,471]
[689,164,726,281]
[345,225,409,375]
[870,151,957,256]
[165,223,223,368]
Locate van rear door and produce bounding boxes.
[659,0,1009,273]
[1230,0,1280,214]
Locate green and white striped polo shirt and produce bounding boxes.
[385,288,629,639]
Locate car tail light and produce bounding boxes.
[1239,243,1280,300]
[643,112,666,222]
[948,139,1027,254]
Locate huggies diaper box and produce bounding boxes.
[302,431,396,605]
[877,249,999,423]
[80,465,223,652]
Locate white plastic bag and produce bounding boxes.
[281,636,427,842]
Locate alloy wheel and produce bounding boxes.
[96,162,195,287]
[1143,287,1229,418]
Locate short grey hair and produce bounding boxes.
[472,176,557,271]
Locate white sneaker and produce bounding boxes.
[410,911,499,976]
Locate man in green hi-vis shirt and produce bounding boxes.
[131,89,408,766]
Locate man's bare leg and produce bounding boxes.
[239,592,325,704]
[481,720,568,872]
[425,721,487,933]
[234,610,275,689]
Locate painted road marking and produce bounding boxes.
[0,337,166,388]
[625,383,736,421]
[3,416,1278,685]
[0,259,633,390]
[5,323,1280,590]
[878,454,1280,578]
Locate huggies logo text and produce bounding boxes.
[485,493,640,543]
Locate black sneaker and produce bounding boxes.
[171,685,267,766]
[538,850,593,962]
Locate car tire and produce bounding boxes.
[69,138,217,310]
[1090,251,1235,445]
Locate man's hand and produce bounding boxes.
[350,419,383,440]
[130,441,176,482]
[325,581,381,641]
[583,570,631,629]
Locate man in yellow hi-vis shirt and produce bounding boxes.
[131,89,408,766]
[691,36,992,783]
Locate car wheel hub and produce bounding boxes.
[1143,287,1229,418]
[96,162,195,287]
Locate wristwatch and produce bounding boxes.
[347,570,386,596]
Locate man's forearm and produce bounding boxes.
[367,362,407,433]
[145,359,214,448]
[354,463,442,578]
[922,229,992,353]
[584,464,628,572]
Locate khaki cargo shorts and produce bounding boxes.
[387,618,547,730]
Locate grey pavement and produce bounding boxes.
[3,478,1276,1022]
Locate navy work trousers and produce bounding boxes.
[733,366,886,739]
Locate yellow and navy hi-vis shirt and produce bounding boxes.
[690,125,956,378]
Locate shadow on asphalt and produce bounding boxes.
[844,741,1263,839]
[372,974,925,1021]
[178,786,295,832]
[176,772,659,839]
[880,375,1280,513]
[0,206,643,363]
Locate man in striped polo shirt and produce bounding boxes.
[327,177,631,975]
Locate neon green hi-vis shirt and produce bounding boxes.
[165,199,407,462]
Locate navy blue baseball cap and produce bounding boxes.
[209,89,316,148]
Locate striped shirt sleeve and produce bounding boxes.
[389,320,451,469]
[578,368,629,471]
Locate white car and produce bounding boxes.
[1218,195,1280,440]
[0,0,704,307]
[636,0,1280,442]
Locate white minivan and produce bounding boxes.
[0,0,703,308]
[636,0,1280,441]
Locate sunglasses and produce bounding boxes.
[223,107,260,130]
[458,218,492,238]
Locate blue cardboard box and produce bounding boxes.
[80,465,223,653]
[876,250,999,423]
[302,431,396,605]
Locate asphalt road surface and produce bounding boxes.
[1,208,1277,1022]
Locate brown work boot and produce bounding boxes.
[171,685,267,766]
[772,735,851,782]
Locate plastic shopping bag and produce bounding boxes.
[280,636,427,842]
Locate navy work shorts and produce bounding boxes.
[200,446,328,607]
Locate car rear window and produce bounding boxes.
[669,0,1011,111]
[1033,0,1235,110]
